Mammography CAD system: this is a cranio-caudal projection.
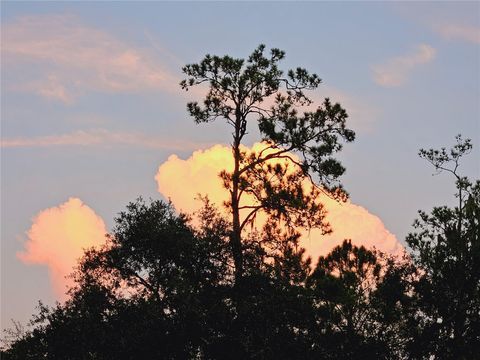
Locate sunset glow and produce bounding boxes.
[18,198,107,299]
[156,143,403,261]
[2,1,478,340]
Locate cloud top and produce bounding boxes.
[156,143,403,261]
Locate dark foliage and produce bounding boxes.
[3,170,479,358]
[0,198,413,359]
[181,45,355,282]
[406,136,480,359]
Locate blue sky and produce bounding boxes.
[1,1,479,329]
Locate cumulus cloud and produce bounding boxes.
[1,128,213,151]
[156,144,403,262]
[18,198,107,299]
[372,44,436,87]
[2,14,179,103]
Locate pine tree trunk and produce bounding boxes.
[230,112,244,285]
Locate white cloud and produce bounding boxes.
[372,44,436,87]
[2,14,180,103]
[1,128,212,151]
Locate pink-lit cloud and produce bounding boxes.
[18,198,107,299]
[392,3,480,45]
[30,75,75,104]
[434,24,480,44]
[156,143,403,262]
[372,44,436,87]
[2,14,180,103]
[1,128,213,151]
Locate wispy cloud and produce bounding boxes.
[434,24,480,44]
[1,128,212,151]
[26,75,75,104]
[391,3,479,45]
[2,14,180,103]
[372,44,436,87]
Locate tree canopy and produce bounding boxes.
[406,136,480,359]
[181,45,355,282]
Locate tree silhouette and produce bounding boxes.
[407,136,480,359]
[307,240,415,359]
[181,45,355,283]
[2,199,234,359]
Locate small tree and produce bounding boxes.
[181,45,355,282]
[407,136,480,359]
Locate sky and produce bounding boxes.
[1,1,479,330]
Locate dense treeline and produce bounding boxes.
[2,46,479,359]
[2,159,479,359]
